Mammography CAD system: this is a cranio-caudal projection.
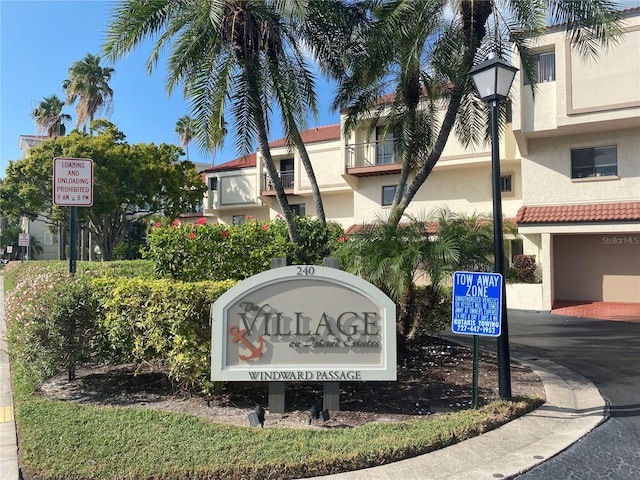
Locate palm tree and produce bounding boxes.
[31,94,71,139]
[104,1,329,241]
[62,53,115,133]
[175,115,197,160]
[335,211,457,350]
[333,0,621,228]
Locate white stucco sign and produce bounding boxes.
[211,266,397,382]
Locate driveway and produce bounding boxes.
[490,309,640,479]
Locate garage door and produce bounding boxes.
[554,234,640,302]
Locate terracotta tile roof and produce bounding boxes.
[516,202,640,224]
[19,134,49,140]
[344,222,441,235]
[203,124,341,172]
[203,153,256,172]
[268,124,341,148]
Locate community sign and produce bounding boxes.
[211,266,397,382]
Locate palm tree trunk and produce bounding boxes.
[289,124,326,226]
[388,86,465,228]
[254,116,299,243]
[388,0,492,228]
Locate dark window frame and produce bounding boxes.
[500,173,513,194]
[290,203,306,217]
[571,145,618,179]
[523,51,556,85]
[382,185,397,206]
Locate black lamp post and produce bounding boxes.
[125,211,134,260]
[469,51,518,400]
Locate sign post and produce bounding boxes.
[451,271,503,408]
[53,157,93,276]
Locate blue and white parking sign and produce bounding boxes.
[451,271,503,337]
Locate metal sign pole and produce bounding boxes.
[69,206,77,276]
[472,335,479,408]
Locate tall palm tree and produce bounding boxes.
[62,53,115,133]
[31,94,71,139]
[104,1,328,241]
[333,0,621,228]
[175,115,198,160]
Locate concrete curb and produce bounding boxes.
[309,355,606,480]
[0,275,19,480]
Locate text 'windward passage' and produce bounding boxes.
[247,370,362,381]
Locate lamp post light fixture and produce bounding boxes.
[124,211,134,260]
[469,51,518,400]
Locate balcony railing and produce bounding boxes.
[262,170,294,192]
[346,140,398,168]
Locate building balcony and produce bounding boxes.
[261,170,295,195]
[345,141,402,177]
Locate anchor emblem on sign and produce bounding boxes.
[229,325,264,360]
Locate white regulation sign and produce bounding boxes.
[53,157,93,206]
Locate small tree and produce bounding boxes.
[0,121,206,260]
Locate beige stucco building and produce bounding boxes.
[198,8,640,311]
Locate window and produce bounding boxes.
[279,158,294,189]
[232,215,245,226]
[290,204,306,217]
[523,51,555,85]
[280,158,294,172]
[376,126,395,165]
[510,239,523,263]
[210,177,218,190]
[382,185,396,206]
[500,174,513,194]
[571,145,617,179]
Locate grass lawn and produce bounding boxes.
[15,367,539,480]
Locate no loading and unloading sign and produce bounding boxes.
[53,157,93,206]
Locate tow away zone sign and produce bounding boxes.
[53,157,93,206]
[451,271,503,337]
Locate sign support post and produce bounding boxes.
[69,206,77,276]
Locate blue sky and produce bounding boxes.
[2,1,638,179]
[0,0,340,177]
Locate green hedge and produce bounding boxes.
[95,277,236,392]
[5,261,235,392]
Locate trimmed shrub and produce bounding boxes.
[5,272,105,384]
[512,255,540,283]
[145,216,344,282]
[94,277,236,392]
[5,261,236,393]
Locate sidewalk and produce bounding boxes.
[311,355,606,479]
[0,276,19,480]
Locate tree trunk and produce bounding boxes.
[290,124,326,226]
[255,119,299,244]
[388,0,492,228]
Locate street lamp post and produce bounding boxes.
[469,51,518,400]
[125,211,134,260]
